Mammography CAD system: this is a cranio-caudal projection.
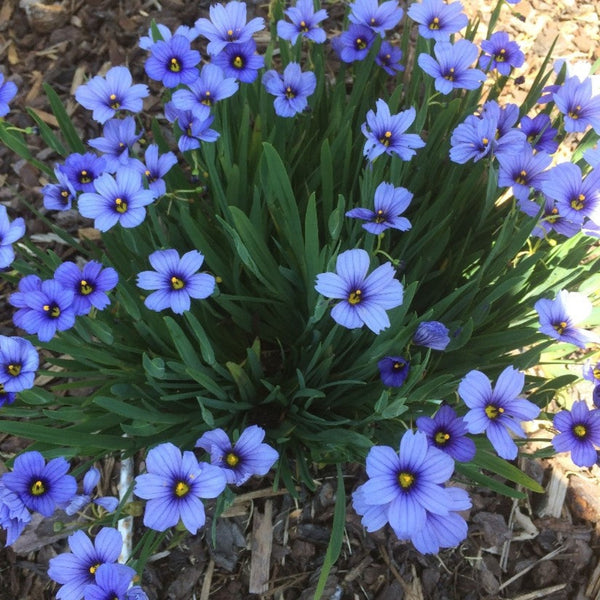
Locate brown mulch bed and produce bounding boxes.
[1,0,600,598]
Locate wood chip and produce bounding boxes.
[249,499,273,595]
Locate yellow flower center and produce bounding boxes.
[89,563,100,575]
[43,304,61,318]
[80,170,91,184]
[444,67,455,81]
[115,197,128,214]
[568,104,581,119]
[570,193,585,210]
[434,431,450,445]
[285,86,295,99]
[553,321,568,334]
[356,37,367,50]
[170,276,185,290]
[482,137,489,146]
[392,361,404,370]
[109,93,120,109]
[30,480,45,496]
[374,208,386,223]
[227,28,234,38]
[174,481,190,497]
[496,48,506,61]
[515,169,527,185]
[398,471,414,489]
[225,452,239,467]
[299,20,308,31]
[7,363,21,376]
[429,16,440,30]
[201,90,212,106]
[485,404,504,419]
[233,55,243,69]
[573,424,587,438]
[169,57,181,73]
[380,130,392,146]
[80,280,93,295]
[348,289,362,305]
[593,367,600,381]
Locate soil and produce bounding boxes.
[1,0,599,599]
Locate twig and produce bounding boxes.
[498,544,567,591]
[199,558,214,600]
[117,451,133,564]
[506,583,567,600]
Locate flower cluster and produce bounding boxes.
[352,430,472,554]
[0,0,600,588]
[10,261,117,342]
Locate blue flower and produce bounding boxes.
[196,426,279,486]
[479,31,525,76]
[48,527,127,600]
[83,563,137,600]
[141,144,177,197]
[144,34,201,88]
[64,467,119,515]
[262,62,316,118]
[137,249,215,314]
[346,181,412,234]
[535,289,600,348]
[315,248,404,334]
[331,24,376,63]
[276,0,328,44]
[361,99,425,162]
[165,103,220,152]
[553,76,600,134]
[12,279,76,342]
[583,360,600,385]
[541,162,600,226]
[195,1,265,56]
[59,152,107,193]
[0,73,17,117]
[211,39,265,83]
[54,260,118,316]
[552,401,600,467]
[0,480,31,546]
[139,23,199,50]
[413,320,451,350]
[418,39,485,95]
[519,197,580,239]
[0,385,16,408]
[351,430,458,540]
[375,42,404,75]
[497,143,552,203]
[348,0,403,36]
[449,113,495,164]
[41,166,77,211]
[88,117,144,172]
[2,451,76,517]
[0,335,39,393]
[519,113,558,154]
[594,386,600,409]
[407,0,468,41]
[377,356,410,387]
[459,367,540,460]
[416,404,476,462]
[78,169,156,231]
[172,63,239,121]
[75,66,149,124]
[134,442,227,534]
[0,205,25,269]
